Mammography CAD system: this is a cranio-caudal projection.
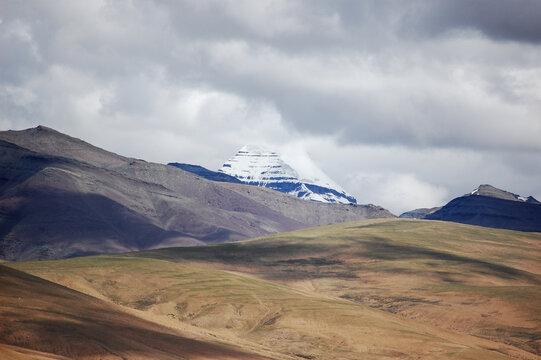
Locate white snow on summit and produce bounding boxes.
[220,144,296,184]
[218,144,356,204]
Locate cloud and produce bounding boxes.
[345,172,449,215]
[195,31,541,152]
[1,0,540,212]
[408,0,541,44]
[302,140,541,213]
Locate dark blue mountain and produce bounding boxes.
[241,181,357,204]
[168,163,242,184]
[426,185,541,232]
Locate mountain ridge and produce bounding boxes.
[0,126,394,260]
[468,184,540,204]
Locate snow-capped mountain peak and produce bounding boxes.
[219,145,356,204]
[222,144,298,185]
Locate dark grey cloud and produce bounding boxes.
[409,0,541,44]
[187,37,541,152]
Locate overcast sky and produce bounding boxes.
[1,0,541,214]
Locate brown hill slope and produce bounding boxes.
[137,219,541,355]
[129,219,540,356]
[0,264,271,360]
[11,220,541,359]
[0,126,393,261]
[0,344,69,360]
[9,255,533,360]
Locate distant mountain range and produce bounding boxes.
[218,144,357,204]
[399,207,441,219]
[402,184,541,232]
[0,126,393,261]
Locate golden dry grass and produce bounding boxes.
[0,265,272,360]
[7,219,541,359]
[128,219,541,354]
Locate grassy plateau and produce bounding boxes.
[5,219,541,359]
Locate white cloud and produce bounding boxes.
[278,141,345,191]
[345,172,449,215]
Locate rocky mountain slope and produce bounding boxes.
[425,184,541,232]
[219,144,357,204]
[0,126,393,261]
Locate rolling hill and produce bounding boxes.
[0,264,272,360]
[9,219,541,359]
[0,126,393,261]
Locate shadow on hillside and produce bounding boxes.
[358,237,541,284]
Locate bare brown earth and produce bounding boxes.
[9,219,541,359]
[0,264,273,359]
[0,343,69,360]
[0,126,393,261]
